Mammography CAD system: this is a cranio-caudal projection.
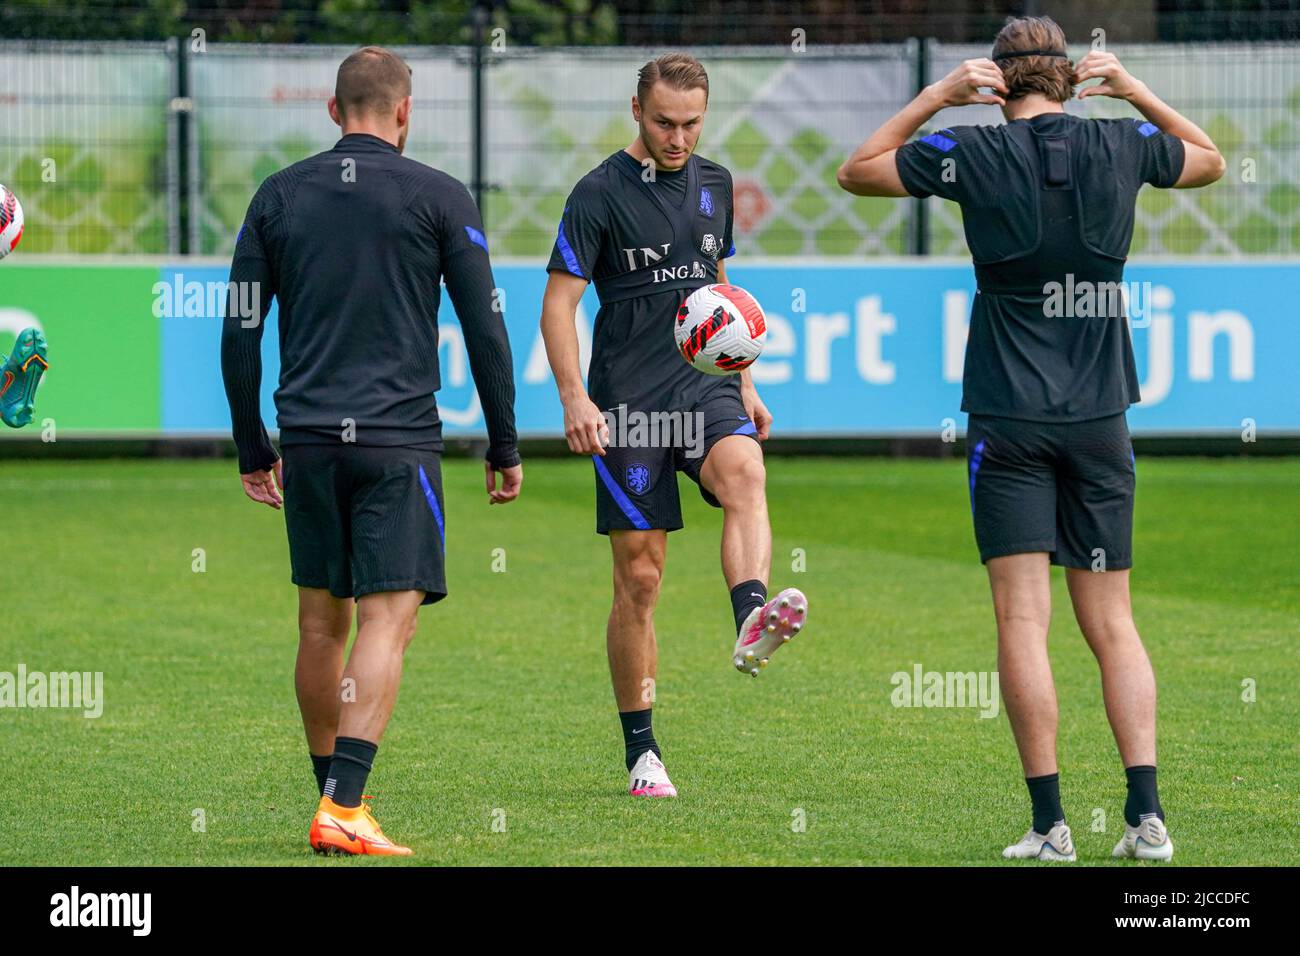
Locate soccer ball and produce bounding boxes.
[0,185,23,260]
[674,283,767,375]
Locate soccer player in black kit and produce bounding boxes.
[838,16,1224,861]
[221,47,522,855]
[541,54,809,798]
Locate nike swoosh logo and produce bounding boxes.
[632,727,650,734]
[326,816,358,842]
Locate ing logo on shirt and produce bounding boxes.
[621,242,706,283]
[621,243,673,270]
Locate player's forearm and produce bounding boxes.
[1126,83,1219,154]
[444,251,520,466]
[539,298,587,404]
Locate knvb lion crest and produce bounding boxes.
[626,462,651,495]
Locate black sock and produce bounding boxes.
[1026,772,1065,835]
[730,579,767,633]
[323,736,378,808]
[618,708,660,771]
[310,753,332,796]
[1124,765,1164,826]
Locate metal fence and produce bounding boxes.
[1,39,1298,259]
[480,44,918,259]
[0,40,178,254]
[926,41,1300,257]
[187,43,473,256]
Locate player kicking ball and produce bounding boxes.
[540,53,807,800]
[1,327,49,429]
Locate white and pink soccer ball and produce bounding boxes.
[674,283,767,375]
[0,184,23,260]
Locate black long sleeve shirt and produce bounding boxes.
[220,133,519,474]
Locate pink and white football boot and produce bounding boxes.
[628,750,677,798]
[732,587,808,677]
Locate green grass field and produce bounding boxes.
[0,456,1296,866]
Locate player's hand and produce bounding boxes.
[741,387,773,441]
[928,58,1008,108]
[485,461,522,505]
[563,393,609,456]
[241,459,283,510]
[1074,51,1145,101]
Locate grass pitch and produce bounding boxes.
[0,455,1296,866]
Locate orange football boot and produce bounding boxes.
[309,796,413,856]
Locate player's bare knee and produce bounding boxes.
[994,607,1051,636]
[1079,613,1139,650]
[398,611,419,650]
[377,606,420,650]
[615,558,662,614]
[357,597,421,648]
[297,622,348,649]
[713,455,766,508]
[297,605,349,644]
[622,566,663,612]
[297,603,350,645]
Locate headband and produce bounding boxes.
[992,49,1068,61]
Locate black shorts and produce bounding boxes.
[592,390,760,534]
[283,443,447,605]
[966,412,1135,570]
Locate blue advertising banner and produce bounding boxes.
[157,261,1299,437]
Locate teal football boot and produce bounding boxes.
[1,327,49,428]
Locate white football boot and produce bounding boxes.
[733,587,808,677]
[1113,815,1174,861]
[1002,822,1077,861]
[628,750,677,798]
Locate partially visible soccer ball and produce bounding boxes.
[675,283,767,375]
[0,185,23,260]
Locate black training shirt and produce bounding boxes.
[221,133,519,473]
[547,149,736,412]
[896,113,1185,422]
